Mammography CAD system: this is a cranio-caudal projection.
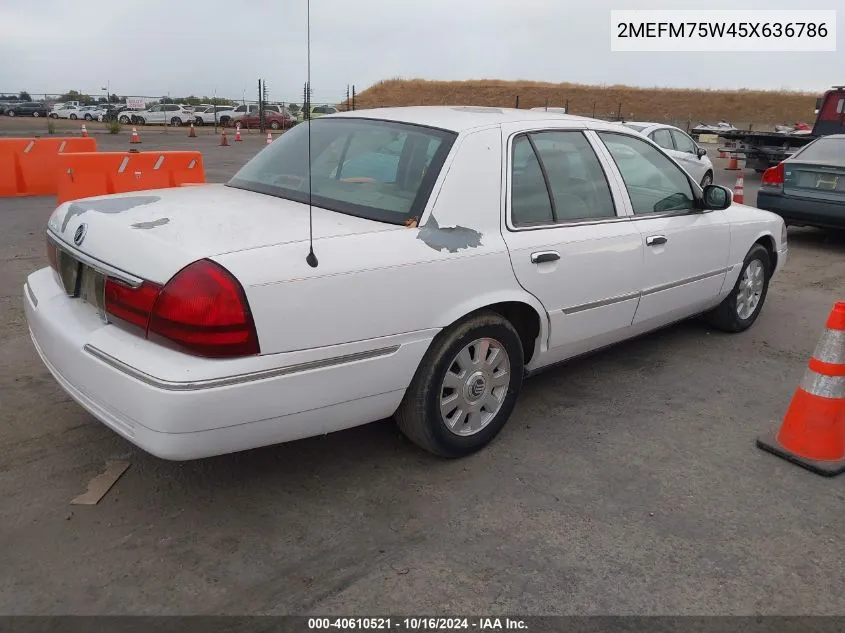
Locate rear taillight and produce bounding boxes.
[105,279,162,331]
[761,163,785,187]
[104,259,259,358]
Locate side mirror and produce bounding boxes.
[702,184,732,210]
[697,146,707,158]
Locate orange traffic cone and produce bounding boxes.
[80,124,88,137]
[130,127,141,144]
[719,148,728,159]
[220,128,229,146]
[235,124,242,142]
[725,153,741,170]
[757,303,845,476]
[188,122,197,138]
[266,132,273,145]
[733,173,744,204]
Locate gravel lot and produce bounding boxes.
[1,129,844,615]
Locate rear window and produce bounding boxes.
[228,118,457,225]
[793,138,845,165]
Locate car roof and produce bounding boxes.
[328,105,611,133]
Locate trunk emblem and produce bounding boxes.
[73,223,87,246]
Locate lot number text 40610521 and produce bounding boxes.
[307,618,529,630]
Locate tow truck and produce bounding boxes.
[715,85,845,172]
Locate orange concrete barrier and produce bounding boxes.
[1,137,97,197]
[57,151,205,205]
[0,139,31,197]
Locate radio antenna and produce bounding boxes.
[304,0,318,268]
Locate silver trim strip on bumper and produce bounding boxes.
[83,344,402,391]
[562,291,640,315]
[25,282,38,307]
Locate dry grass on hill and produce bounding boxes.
[346,79,820,128]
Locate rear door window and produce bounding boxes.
[650,128,674,151]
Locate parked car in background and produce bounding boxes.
[756,134,845,230]
[133,104,194,126]
[297,104,339,122]
[76,105,107,121]
[194,105,235,126]
[25,106,787,461]
[6,102,49,117]
[117,108,143,124]
[50,101,81,115]
[234,109,296,130]
[50,104,82,119]
[621,121,715,187]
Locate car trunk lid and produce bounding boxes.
[47,183,400,285]
[783,161,845,203]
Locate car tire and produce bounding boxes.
[119,115,130,124]
[170,117,182,126]
[33,112,40,118]
[136,117,145,125]
[8,111,15,117]
[84,114,92,121]
[700,171,713,188]
[70,114,77,120]
[194,117,203,126]
[270,120,280,130]
[395,310,524,458]
[705,244,771,333]
[49,113,58,119]
[220,116,230,125]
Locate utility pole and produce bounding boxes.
[352,85,356,111]
[346,85,350,111]
[258,79,263,133]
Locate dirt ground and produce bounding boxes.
[1,130,844,616]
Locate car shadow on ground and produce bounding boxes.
[105,316,715,493]
[786,226,845,252]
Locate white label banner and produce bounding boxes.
[611,10,837,52]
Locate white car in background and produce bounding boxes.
[133,104,194,126]
[76,105,107,121]
[25,106,786,461]
[50,104,81,120]
[193,105,236,125]
[621,121,715,187]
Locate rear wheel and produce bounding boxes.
[119,115,131,124]
[705,244,771,333]
[395,311,524,457]
[136,117,146,125]
[8,111,15,117]
[194,117,203,126]
[84,114,93,121]
[270,120,280,130]
[32,112,40,118]
[50,113,58,119]
[170,117,182,126]
[69,113,77,120]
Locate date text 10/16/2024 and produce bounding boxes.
[307,618,529,630]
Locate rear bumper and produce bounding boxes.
[757,191,845,229]
[24,266,434,460]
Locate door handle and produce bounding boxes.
[531,251,560,264]
[646,235,668,246]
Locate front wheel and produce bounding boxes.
[69,113,77,120]
[270,120,280,130]
[84,114,93,121]
[395,311,524,457]
[8,111,15,117]
[170,117,182,126]
[50,113,58,119]
[705,244,771,333]
[700,171,713,188]
[194,117,203,126]
[32,112,40,117]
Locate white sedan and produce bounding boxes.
[620,121,716,187]
[50,105,81,120]
[24,106,787,461]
